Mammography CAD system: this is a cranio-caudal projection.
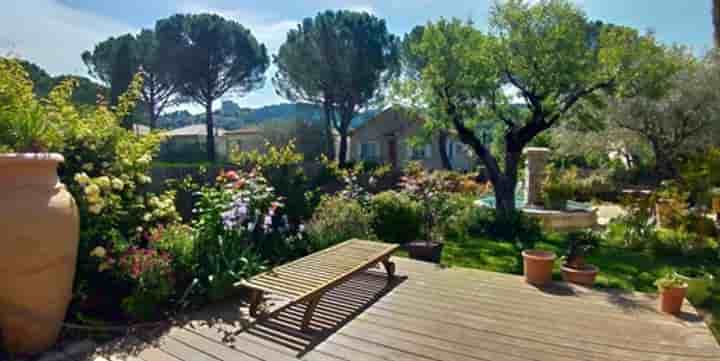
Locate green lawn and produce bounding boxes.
[436,234,720,341]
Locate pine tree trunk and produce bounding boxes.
[338,132,349,167]
[714,0,720,47]
[205,102,216,163]
[324,102,336,160]
[148,101,157,129]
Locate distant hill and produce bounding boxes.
[17,59,106,106]
[158,101,377,130]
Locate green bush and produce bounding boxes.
[449,206,544,250]
[306,195,375,251]
[370,191,423,243]
[653,228,718,258]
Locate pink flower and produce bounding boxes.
[224,170,240,181]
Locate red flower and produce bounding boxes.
[224,170,240,181]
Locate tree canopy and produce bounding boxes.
[274,10,400,165]
[82,30,179,128]
[397,0,661,213]
[156,13,269,162]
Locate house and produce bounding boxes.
[349,107,476,171]
[225,127,265,154]
[160,124,229,162]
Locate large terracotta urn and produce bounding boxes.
[0,153,79,354]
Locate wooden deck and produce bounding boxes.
[70,258,718,361]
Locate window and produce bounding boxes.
[409,143,432,160]
[360,142,379,161]
[446,140,455,160]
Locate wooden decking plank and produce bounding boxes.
[169,328,267,361]
[367,291,717,359]
[152,335,222,361]
[134,348,185,361]
[383,284,713,346]
[338,319,562,361]
[321,334,439,361]
[353,307,637,361]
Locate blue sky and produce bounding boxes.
[1,0,715,112]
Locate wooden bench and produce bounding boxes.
[236,239,399,331]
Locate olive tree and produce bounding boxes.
[398,0,656,214]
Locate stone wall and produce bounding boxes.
[524,147,550,207]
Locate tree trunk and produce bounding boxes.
[714,0,720,48]
[338,132,349,167]
[148,101,157,130]
[205,101,216,163]
[438,132,452,170]
[648,138,676,182]
[493,178,517,215]
[323,102,336,160]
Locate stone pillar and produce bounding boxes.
[524,147,551,207]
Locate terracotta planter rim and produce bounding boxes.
[660,283,689,292]
[522,250,556,261]
[560,264,599,274]
[0,153,64,164]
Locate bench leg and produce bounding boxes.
[382,258,396,281]
[301,295,322,332]
[249,289,263,317]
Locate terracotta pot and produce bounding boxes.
[405,241,444,263]
[522,250,556,286]
[561,264,599,287]
[0,154,79,354]
[658,284,688,315]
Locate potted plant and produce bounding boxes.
[655,273,688,315]
[560,231,600,287]
[674,268,714,306]
[521,249,557,286]
[0,61,79,354]
[400,169,448,263]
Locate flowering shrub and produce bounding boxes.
[149,224,196,282]
[232,141,315,222]
[399,168,453,243]
[116,248,174,320]
[188,169,310,302]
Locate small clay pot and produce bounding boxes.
[659,284,688,315]
[522,250,556,286]
[561,264,599,287]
